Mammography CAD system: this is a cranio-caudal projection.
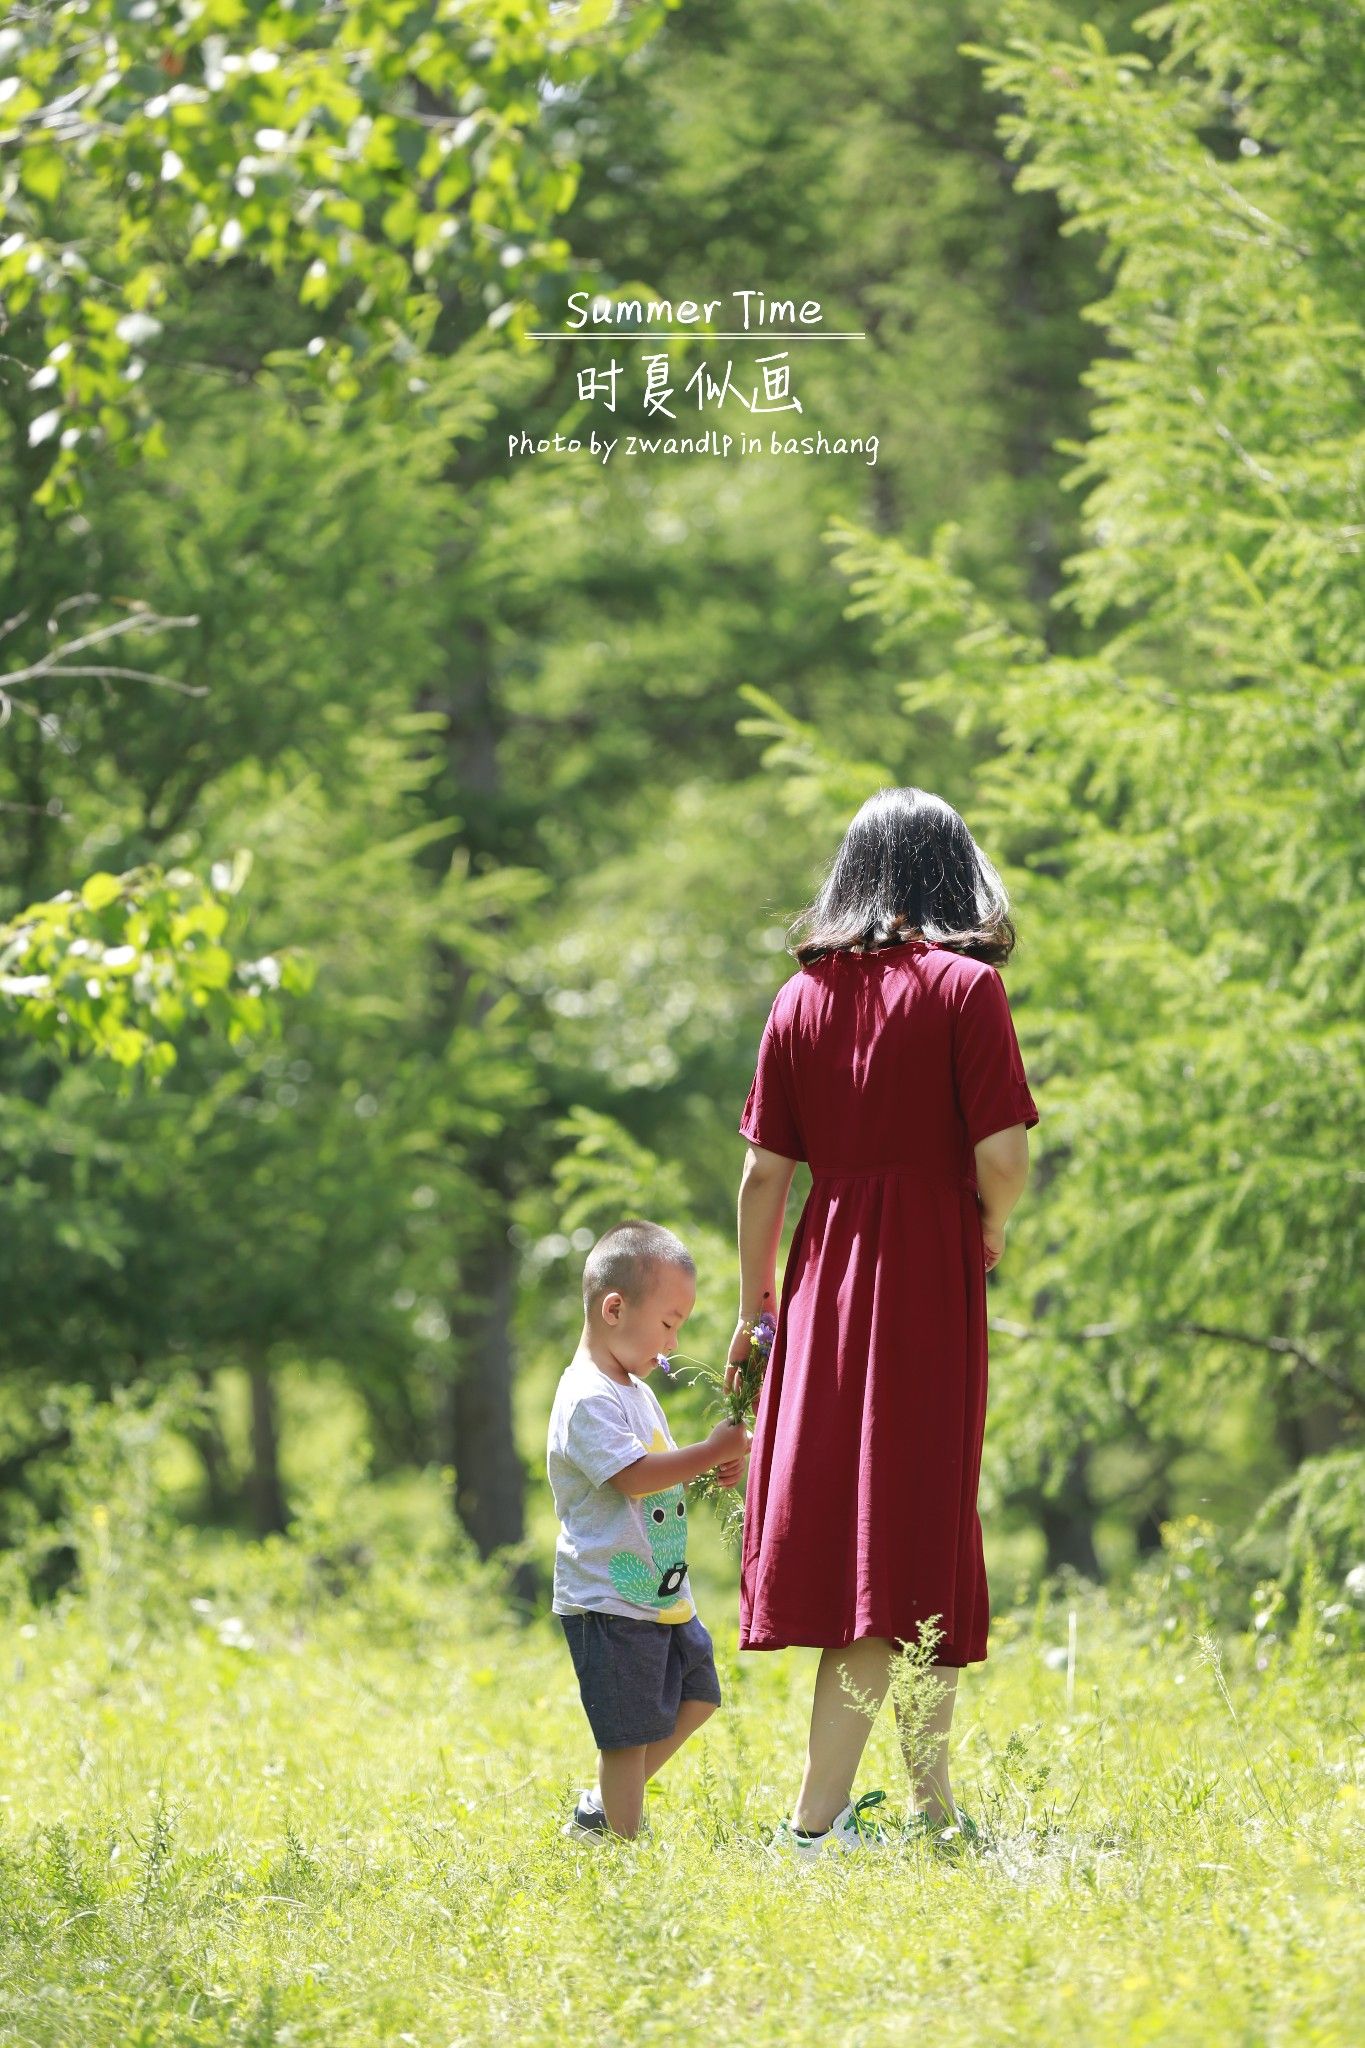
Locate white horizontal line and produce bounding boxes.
[526,331,868,341]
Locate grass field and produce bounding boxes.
[1,1465,1361,2048]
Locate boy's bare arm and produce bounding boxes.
[610,1421,749,1496]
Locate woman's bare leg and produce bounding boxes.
[790,1636,896,1833]
[894,1664,959,1818]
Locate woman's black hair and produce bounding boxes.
[787,787,1016,967]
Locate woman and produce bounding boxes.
[729,786,1039,1856]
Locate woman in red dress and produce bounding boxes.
[729,787,1039,1854]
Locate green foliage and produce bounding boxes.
[0,718,549,1431]
[548,1104,693,1232]
[1241,1451,1365,1610]
[21,1379,201,1640]
[1,0,675,504]
[735,684,895,817]
[0,301,551,1463]
[489,0,1121,1491]
[0,856,309,1075]
[2,0,1354,1586]
[818,0,1364,1531]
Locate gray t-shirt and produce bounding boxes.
[547,1353,698,1625]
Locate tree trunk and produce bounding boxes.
[189,1367,235,1522]
[447,1206,538,1604]
[360,1378,433,1476]
[416,598,540,1598]
[1296,1388,1349,1458]
[247,1363,290,1537]
[1134,1496,1170,1557]
[1037,1449,1103,1581]
[0,1427,71,1493]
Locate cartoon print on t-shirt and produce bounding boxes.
[608,1428,693,1622]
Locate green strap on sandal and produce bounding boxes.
[902,1806,983,1851]
[847,1788,890,1839]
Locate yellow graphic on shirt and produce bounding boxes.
[607,1427,693,1623]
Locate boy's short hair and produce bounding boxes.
[582,1219,696,1315]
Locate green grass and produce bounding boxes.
[0,1483,1361,2048]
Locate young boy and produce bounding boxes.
[548,1217,749,1840]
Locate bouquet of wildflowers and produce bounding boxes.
[719,1308,777,1426]
[662,1309,777,1546]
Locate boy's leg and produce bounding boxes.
[589,1616,721,1832]
[642,1697,716,1781]
[563,1615,658,1836]
[597,1745,649,1838]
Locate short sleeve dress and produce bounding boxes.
[736,939,1040,1666]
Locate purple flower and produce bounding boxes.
[654,1352,675,1378]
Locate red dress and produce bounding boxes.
[736,940,1039,1666]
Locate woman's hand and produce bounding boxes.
[723,1318,754,1399]
[724,1318,749,1400]
[981,1215,1006,1271]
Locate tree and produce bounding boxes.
[817,0,1364,1564]
[0,358,545,1555]
[463,0,1118,1490]
[1,0,673,505]
[1,2,671,1572]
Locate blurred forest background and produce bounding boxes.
[2,0,1361,1621]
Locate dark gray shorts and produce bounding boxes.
[559,1610,722,1749]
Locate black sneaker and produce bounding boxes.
[562,1786,609,1840]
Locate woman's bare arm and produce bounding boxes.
[722,1144,799,1395]
[737,1142,799,1320]
[974,1123,1030,1269]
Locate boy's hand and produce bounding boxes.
[715,1429,752,1489]
[705,1419,748,1468]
